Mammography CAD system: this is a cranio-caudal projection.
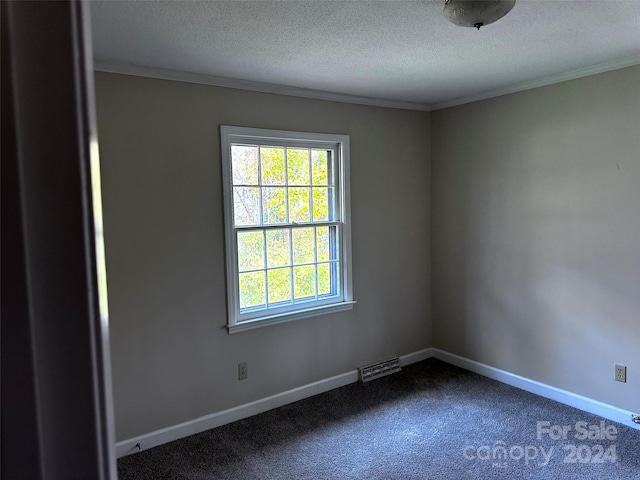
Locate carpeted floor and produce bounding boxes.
[118,359,640,479]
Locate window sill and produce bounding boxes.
[227,301,356,334]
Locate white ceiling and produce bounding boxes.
[90,0,640,110]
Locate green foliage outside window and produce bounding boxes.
[231,144,338,312]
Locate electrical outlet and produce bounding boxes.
[238,362,248,380]
[615,364,626,383]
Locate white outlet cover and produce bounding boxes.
[615,364,627,383]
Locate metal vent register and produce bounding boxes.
[359,357,401,383]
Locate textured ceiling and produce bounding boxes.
[90,0,640,109]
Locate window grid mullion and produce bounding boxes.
[330,225,338,296]
[257,145,264,225]
[240,258,334,275]
[236,221,340,232]
[262,229,269,307]
[284,148,295,304]
[288,226,294,304]
[329,150,337,296]
[308,148,313,223]
[255,146,269,308]
[284,147,290,224]
[239,260,322,273]
[308,149,318,301]
[313,226,319,301]
[328,149,335,222]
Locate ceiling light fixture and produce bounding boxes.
[443,0,516,30]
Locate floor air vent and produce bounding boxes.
[359,357,401,383]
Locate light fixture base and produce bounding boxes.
[443,0,516,29]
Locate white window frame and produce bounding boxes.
[220,126,355,334]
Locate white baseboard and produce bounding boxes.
[399,347,433,366]
[116,347,434,457]
[117,347,638,457]
[432,349,640,431]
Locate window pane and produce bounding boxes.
[312,150,328,186]
[293,265,315,300]
[222,127,351,325]
[239,271,265,310]
[292,227,314,265]
[330,261,340,296]
[289,187,310,223]
[317,262,331,296]
[266,229,290,268]
[328,187,336,221]
[312,187,329,222]
[261,147,285,185]
[237,231,264,272]
[287,148,310,186]
[315,226,338,261]
[262,187,286,224]
[231,145,259,185]
[233,187,260,226]
[329,226,339,261]
[267,268,291,305]
[316,226,329,262]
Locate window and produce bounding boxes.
[220,126,354,333]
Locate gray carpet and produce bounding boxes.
[118,359,640,479]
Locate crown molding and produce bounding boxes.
[94,54,640,113]
[93,61,431,112]
[429,54,640,111]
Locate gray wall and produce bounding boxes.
[432,65,640,412]
[97,64,639,442]
[95,72,432,441]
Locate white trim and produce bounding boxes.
[220,126,354,332]
[93,61,430,111]
[339,136,354,304]
[432,349,640,431]
[115,347,433,457]
[228,301,356,334]
[115,347,639,458]
[94,56,640,113]
[399,347,434,366]
[429,54,640,110]
[221,126,350,146]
